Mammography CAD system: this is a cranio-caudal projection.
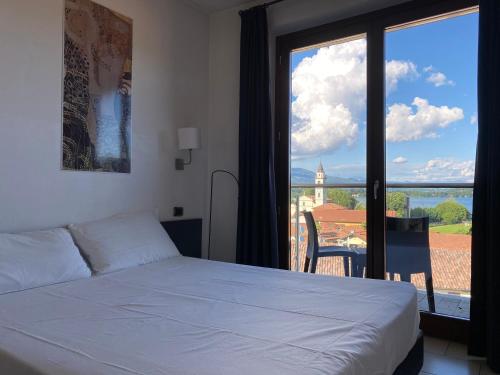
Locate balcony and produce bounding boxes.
[290,184,472,319]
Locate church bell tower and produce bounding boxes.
[315,162,326,206]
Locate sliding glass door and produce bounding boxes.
[275,0,479,328]
[384,10,478,319]
[290,35,368,278]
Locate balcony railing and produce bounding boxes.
[290,183,473,319]
[291,183,474,188]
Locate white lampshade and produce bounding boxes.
[177,127,200,150]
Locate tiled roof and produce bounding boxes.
[290,240,471,293]
[313,204,365,223]
[429,233,471,251]
[314,203,348,210]
[312,204,397,224]
[290,206,472,293]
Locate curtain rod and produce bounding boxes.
[239,0,286,15]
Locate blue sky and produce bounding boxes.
[290,12,478,183]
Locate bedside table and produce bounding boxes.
[161,219,202,258]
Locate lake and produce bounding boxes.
[355,196,473,213]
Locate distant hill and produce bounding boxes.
[291,168,364,185]
[291,168,315,184]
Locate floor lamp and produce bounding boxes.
[207,169,239,260]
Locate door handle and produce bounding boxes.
[374,180,380,200]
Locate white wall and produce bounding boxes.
[205,3,252,262]
[0,0,209,233]
[0,0,414,260]
[206,0,410,262]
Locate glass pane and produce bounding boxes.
[385,11,478,318]
[290,35,367,278]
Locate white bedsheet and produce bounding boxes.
[0,256,419,375]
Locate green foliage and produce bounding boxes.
[327,189,356,209]
[410,207,427,217]
[411,199,470,225]
[386,192,408,217]
[430,223,472,235]
[291,188,314,201]
[303,188,314,196]
[435,199,470,224]
[410,207,441,223]
[355,202,366,210]
[426,208,442,223]
[391,188,473,198]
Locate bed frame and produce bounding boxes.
[394,331,424,375]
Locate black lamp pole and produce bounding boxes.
[207,169,239,260]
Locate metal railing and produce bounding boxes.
[291,183,474,189]
[290,183,474,272]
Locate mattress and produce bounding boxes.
[0,256,420,375]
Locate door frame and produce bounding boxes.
[274,0,478,338]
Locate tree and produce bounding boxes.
[327,189,356,209]
[386,192,408,217]
[291,188,314,201]
[355,202,366,210]
[410,207,427,217]
[434,199,470,224]
[410,207,441,223]
[303,188,314,196]
[426,207,442,223]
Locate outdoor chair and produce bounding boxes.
[303,211,360,276]
[387,216,436,313]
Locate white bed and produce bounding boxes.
[0,256,420,375]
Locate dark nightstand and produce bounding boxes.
[161,219,202,258]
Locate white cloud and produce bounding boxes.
[424,66,454,87]
[413,158,475,182]
[392,156,408,164]
[291,39,366,158]
[427,72,455,87]
[291,39,418,158]
[386,97,464,142]
[470,113,478,125]
[291,103,359,157]
[386,60,418,92]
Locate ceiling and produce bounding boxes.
[187,0,251,13]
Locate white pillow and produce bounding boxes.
[0,228,91,295]
[68,211,180,274]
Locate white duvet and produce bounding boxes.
[0,256,419,375]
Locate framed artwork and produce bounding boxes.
[63,0,132,173]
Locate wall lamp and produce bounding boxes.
[175,127,200,170]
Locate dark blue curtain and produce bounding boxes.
[236,6,279,268]
[469,0,500,371]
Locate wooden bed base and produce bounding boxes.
[394,331,424,375]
